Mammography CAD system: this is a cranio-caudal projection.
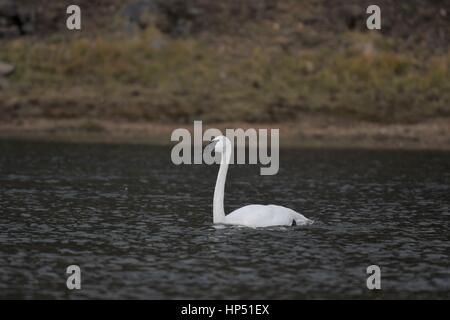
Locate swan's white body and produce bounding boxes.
[211,136,312,228]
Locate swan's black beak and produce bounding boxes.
[208,139,219,147]
[204,139,218,153]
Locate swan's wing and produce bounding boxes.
[225,204,301,227]
[267,205,311,223]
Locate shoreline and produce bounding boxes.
[1,116,449,151]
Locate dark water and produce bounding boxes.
[0,140,449,299]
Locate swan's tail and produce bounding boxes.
[295,217,314,226]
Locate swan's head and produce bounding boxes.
[211,135,229,154]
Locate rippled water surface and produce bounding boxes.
[0,140,449,299]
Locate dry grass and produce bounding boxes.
[1,26,449,124]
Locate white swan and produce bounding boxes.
[210,136,312,228]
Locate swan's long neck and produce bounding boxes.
[213,140,232,224]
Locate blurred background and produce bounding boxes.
[0,0,449,148]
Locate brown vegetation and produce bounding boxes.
[0,0,449,148]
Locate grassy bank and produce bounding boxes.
[0,0,449,149]
[2,28,449,124]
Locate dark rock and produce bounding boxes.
[157,0,202,36]
[122,0,161,32]
[0,0,35,37]
[121,0,203,36]
[338,4,364,31]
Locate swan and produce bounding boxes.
[210,135,313,228]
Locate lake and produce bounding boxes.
[0,140,449,299]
